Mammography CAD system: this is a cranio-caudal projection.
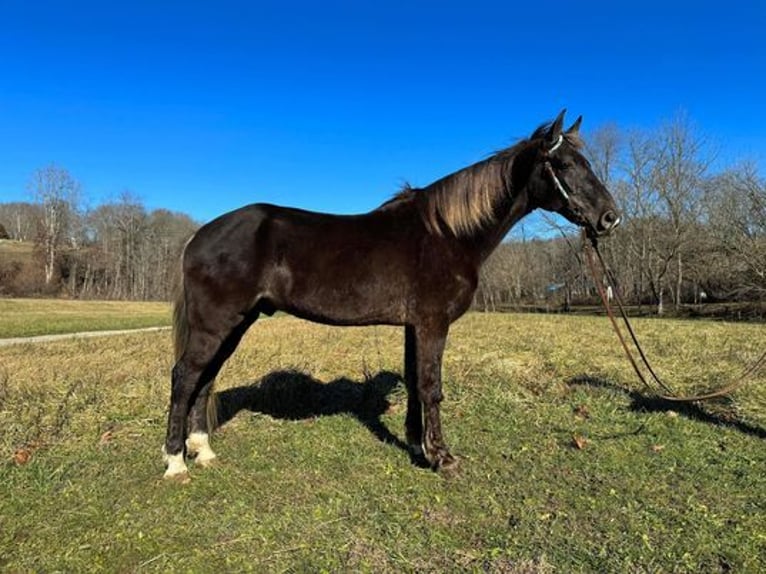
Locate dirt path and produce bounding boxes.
[0,326,171,347]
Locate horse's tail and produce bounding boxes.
[171,242,219,432]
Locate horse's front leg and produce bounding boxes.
[404,325,423,458]
[414,321,458,473]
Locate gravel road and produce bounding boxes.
[0,326,171,347]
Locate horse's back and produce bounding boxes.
[182,202,420,325]
[259,205,418,324]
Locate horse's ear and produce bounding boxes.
[566,115,582,135]
[546,109,566,147]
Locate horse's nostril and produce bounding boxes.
[599,210,621,232]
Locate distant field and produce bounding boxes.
[1,312,764,572]
[0,239,34,257]
[0,298,171,338]
[0,239,35,270]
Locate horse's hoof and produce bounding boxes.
[185,432,216,463]
[195,454,217,469]
[162,447,190,480]
[163,469,191,484]
[436,454,460,478]
[408,444,430,468]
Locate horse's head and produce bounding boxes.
[526,110,621,238]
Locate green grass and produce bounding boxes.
[0,313,764,572]
[0,298,171,338]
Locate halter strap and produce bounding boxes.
[548,134,564,153]
[544,162,571,201]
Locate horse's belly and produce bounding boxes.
[273,273,407,326]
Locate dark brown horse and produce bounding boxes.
[163,110,620,480]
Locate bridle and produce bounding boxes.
[544,162,573,204]
[583,230,766,402]
[544,135,571,200]
[542,134,591,231]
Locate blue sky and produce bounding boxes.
[1,1,764,225]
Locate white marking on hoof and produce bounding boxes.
[186,432,217,467]
[162,446,190,480]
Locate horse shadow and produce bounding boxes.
[214,369,419,459]
[568,374,766,439]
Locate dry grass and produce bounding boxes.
[0,312,764,572]
[0,239,34,256]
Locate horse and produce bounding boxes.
[163,110,621,480]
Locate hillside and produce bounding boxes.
[0,239,35,259]
[0,240,42,295]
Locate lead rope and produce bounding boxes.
[582,230,766,402]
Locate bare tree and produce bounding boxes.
[609,130,658,309]
[28,164,82,285]
[80,196,196,300]
[705,164,766,297]
[584,123,621,187]
[604,116,713,313]
[648,114,712,311]
[0,202,43,241]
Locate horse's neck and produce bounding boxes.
[468,189,531,262]
[466,143,537,261]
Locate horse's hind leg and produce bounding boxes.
[164,310,253,480]
[185,317,255,468]
[164,329,220,480]
[184,378,218,469]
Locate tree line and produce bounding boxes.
[0,174,196,300]
[1,114,764,311]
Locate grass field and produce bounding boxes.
[0,239,34,258]
[1,311,765,572]
[0,298,171,338]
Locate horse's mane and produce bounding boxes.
[379,121,584,236]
